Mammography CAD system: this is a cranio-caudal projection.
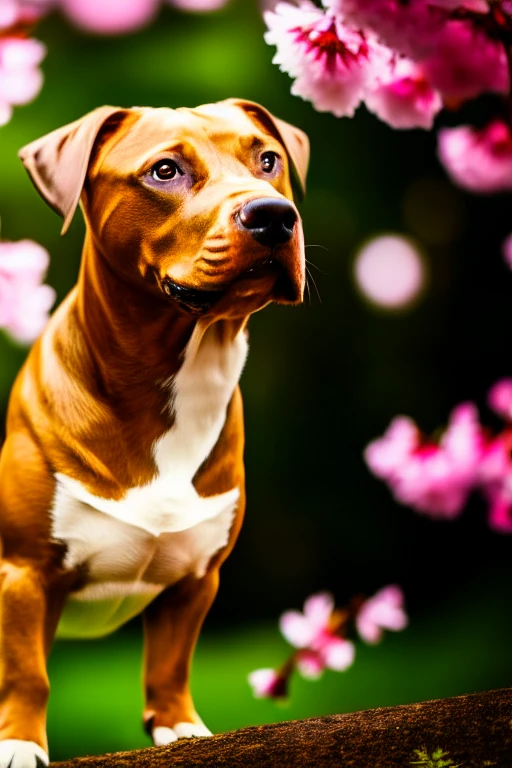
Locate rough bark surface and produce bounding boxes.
[52,687,512,767]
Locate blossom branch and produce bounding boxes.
[261,2,512,194]
[0,238,56,345]
[365,380,512,533]
[0,0,232,129]
[249,587,408,700]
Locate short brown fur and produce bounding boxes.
[0,100,308,761]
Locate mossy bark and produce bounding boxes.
[52,687,512,767]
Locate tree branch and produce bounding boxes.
[52,687,512,767]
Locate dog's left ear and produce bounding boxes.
[18,106,131,235]
[223,99,310,200]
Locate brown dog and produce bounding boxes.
[0,99,308,766]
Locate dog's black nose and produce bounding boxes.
[238,198,297,246]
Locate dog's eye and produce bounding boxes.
[150,159,182,182]
[260,151,279,174]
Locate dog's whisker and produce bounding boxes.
[305,266,322,304]
[304,272,312,307]
[305,243,329,251]
[305,258,328,276]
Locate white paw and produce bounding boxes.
[173,722,212,739]
[152,721,212,745]
[0,740,48,768]
[152,727,178,746]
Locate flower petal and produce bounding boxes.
[321,637,356,671]
[296,649,325,679]
[248,668,287,698]
[302,592,335,628]
[356,585,408,644]
[279,610,316,648]
[438,122,512,194]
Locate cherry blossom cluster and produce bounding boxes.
[0,0,231,127]
[46,0,230,36]
[0,238,56,344]
[365,382,512,533]
[264,1,512,192]
[248,586,408,699]
[2,0,229,39]
[0,1,47,126]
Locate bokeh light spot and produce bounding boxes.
[353,234,426,310]
[63,0,160,35]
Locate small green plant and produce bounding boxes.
[410,747,463,767]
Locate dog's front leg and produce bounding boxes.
[0,559,69,768]
[142,569,220,745]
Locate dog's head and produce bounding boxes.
[19,100,309,319]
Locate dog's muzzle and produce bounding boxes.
[162,197,302,313]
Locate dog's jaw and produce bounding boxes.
[160,254,303,317]
[161,277,224,315]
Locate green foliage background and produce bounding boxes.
[0,0,511,760]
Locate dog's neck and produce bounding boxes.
[75,231,197,388]
[71,230,248,419]
[43,231,248,496]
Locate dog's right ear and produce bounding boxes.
[221,99,310,201]
[18,106,130,235]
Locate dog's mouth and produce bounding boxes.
[161,277,224,315]
[161,257,299,314]
[242,257,300,303]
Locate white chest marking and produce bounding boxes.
[51,325,248,636]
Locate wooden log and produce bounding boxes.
[52,687,512,767]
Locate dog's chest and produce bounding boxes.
[53,327,248,639]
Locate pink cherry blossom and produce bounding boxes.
[488,379,512,421]
[280,592,336,647]
[264,2,389,118]
[0,102,12,127]
[364,416,421,480]
[296,640,355,679]
[0,36,45,115]
[0,1,20,29]
[280,592,355,677]
[365,56,442,130]
[248,668,288,699]
[441,403,485,482]
[0,239,56,344]
[0,0,52,30]
[478,433,512,532]
[502,233,512,271]
[293,649,325,678]
[323,0,448,60]
[60,0,160,34]
[366,384,512,533]
[404,402,484,515]
[486,493,512,533]
[365,403,485,517]
[356,585,408,644]
[438,122,512,194]
[430,0,488,9]
[421,20,508,101]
